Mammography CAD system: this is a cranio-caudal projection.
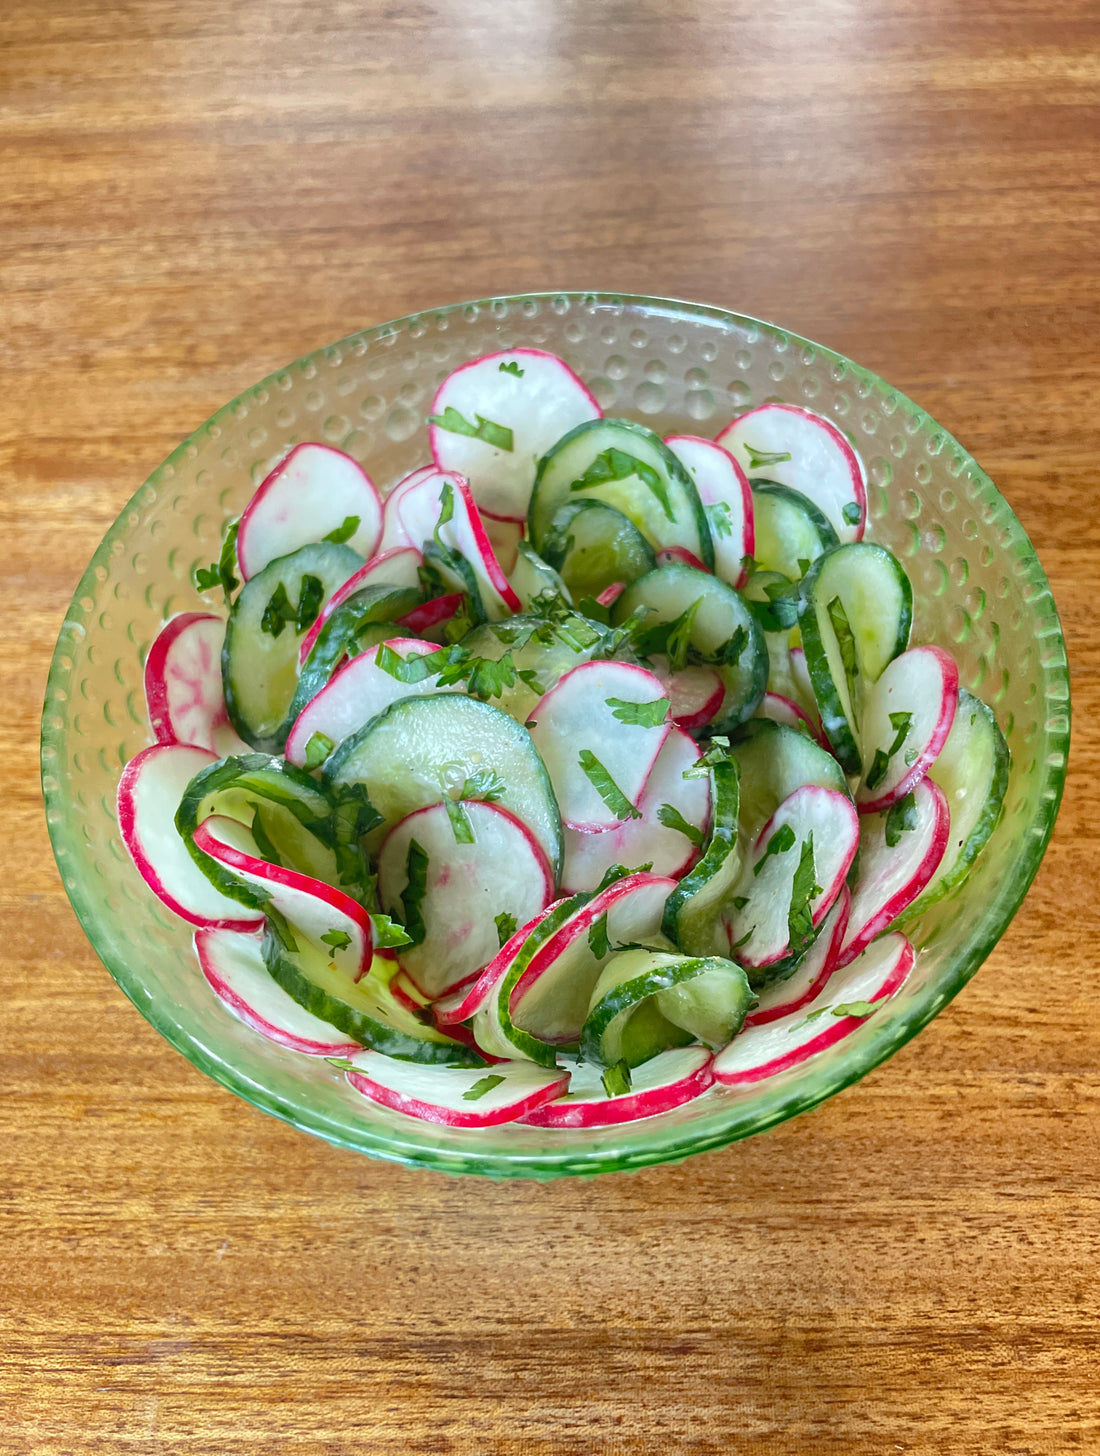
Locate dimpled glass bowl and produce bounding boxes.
[41,293,1069,1178]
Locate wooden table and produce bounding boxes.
[4,3,1096,1451]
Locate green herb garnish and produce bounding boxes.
[494,911,518,947]
[707,501,734,539]
[371,914,413,950]
[885,791,918,848]
[498,360,524,377]
[865,711,914,791]
[787,834,823,956]
[303,731,335,772]
[743,443,792,471]
[320,928,352,951]
[842,502,862,526]
[193,519,240,605]
[399,839,430,947]
[428,406,514,452]
[657,803,704,848]
[588,912,611,960]
[601,1060,632,1098]
[753,823,796,875]
[568,448,674,522]
[578,750,642,821]
[606,696,670,729]
[462,1074,507,1101]
[323,515,361,545]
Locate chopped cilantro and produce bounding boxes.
[428,406,514,452]
[753,822,796,876]
[761,577,802,630]
[494,911,518,947]
[866,711,914,790]
[320,928,352,951]
[498,360,525,377]
[885,791,918,848]
[743,443,792,471]
[441,795,475,844]
[295,574,324,633]
[193,518,240,606]
[657,803,704,848]
[787,834,822,957]
[842,501,862,526]
[303,731,335,772]
[371,914,413,950]
[634,598,701,674]
[462,1074,507,1101]
[460,768,507,803]
[568,447,674,522]
[826,594,859,698]
[323,515,361,545]
[325,1057,356,1072]
[399,839,430,947]
[707,501,734,539]
[606,696,670,729]
[805,999,879,1024]
[578,750,642,821]
[588,912,611,960]
[260,581,293,638]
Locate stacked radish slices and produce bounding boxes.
[119,351,1010,1131]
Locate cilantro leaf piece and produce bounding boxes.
[325,1057,356,1072]
[428,407,514,452]
[797,557,812,578]
[260,582,293,638]
[323,515,361,545]
[657,803,704,848]
[303,731,335,772]
[578,750,642,821]
[193,519,240,605]
[320,928,352,951]
[634,597,701,674]
[462,1073,507,1102]
[730,928,753,950]
[434,480,456,539]
[465,650,517,700]
[761,577,802,630]
[588,912,611,960]
[787,833,823,957]
[885,791,918,848]
[601,1060,632,1098]
[498,360,524,377]
[399,839,430,947]
[441,795,475,845]
[743,443,793,471]
[866,710,915,790]
[842,502,862,526]
[804,999,879,1024]
[729,895,749,911]
[826,594,859,699]
[516,667,545,697]
[707,500,734,539]
[460,768,507,803]
[331,781,383,841]
[295,574,325,634]
[606,696,670,729]
[568,448,674,522]
[494,911,518,947]
[753,822,796,876]
[716,624,748,666]
[371,914,413,950]
[681,734,732,779]
[864,748,891,792]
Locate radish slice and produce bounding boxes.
[712,932,914,1085]
[398,592,465,638]
[839,775,949,966]
[285,638,458,768]
[723,785,860,971]
[428,349,601,522]
[650,658,725,732]
[561,727,710,893]
[297,548,423,666]
[655,545,709,572]
[754,691,820,740]
[377,800,555,999]
[237,443,382,579]
[376,469,520,618]
[117,744,264,930]
[344,1051,570,1128]
[526,660,672,832]
[192,815,373,979]
[519,1046,714,1128]
[715,403,867,544]
[856,645,959,812]
[195,925,360,1056]
[377,465,443,552]
[743,888,849,1027]
[664,434,753,589]
[506,872,678,1046]
[144,612,248,756]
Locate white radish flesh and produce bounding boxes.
[519,1047,714,1128]
[664,434,753,588]
[743,888,849,1027]
[856,645,959,812]
[144,612,248,756]
[345,1051,569,1128]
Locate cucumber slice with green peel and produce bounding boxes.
[715,402,867,544]
[750,481,839,580]
[176,752,360,908]
[662,754,741,957]
[856,645,959,812]
[376,799,554,998]
[286,583,423,727]
[508,539,574,611]
[298,549,424,665]
[529,418,714,570]
[456,611,602,723]
[712,932,914,1087]
[222,540,364,752]
[722,785,860,980]
[541,499,658,602]
[323,692,564,881]
[730,719,851,844]
[894,689,1010,923]
[798,542,913,775]
[519,1046,714,1128]
[344,1050,569,1126]
[579,948,754,1068]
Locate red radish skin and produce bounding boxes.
[428,348,602,522]
[398,592,465,636]
[237,443,383,579]
[664,433,754,588]
[755,691,822,742]
[743,888,850,1028]
[144,612,247,756]
[297,548,423,665]
[192,816,374,980]
[596,581,626,608]
[713,933,914,1086]
[117,744,264,931]
[520,1047,714,1128]
[714,403,867,544]
[195,926,361,1056]
[652,660,725,732]
[838,777,950,966]
[856,646,960,814]
[345,1054,570,1128]
[656,546,708,572]
[432,900,571,1027]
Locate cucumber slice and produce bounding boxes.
[730,719,851,843]
[613,562,767,733]
[750,481,839,580]
[579,948,754,1068]
[323,692,564,882]
[508,539,574,611]
[176,752,357,908]
[286,583,422,726]
[662,755,741,957]
[541,499,658,601]
[896,689,1009,921]
[529,418,714,570]
[798,542,913,774]
[222,540,363,752]
[262,923,481,1065]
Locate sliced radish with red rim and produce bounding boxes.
[144,612,248,756]
[344,1051,570,1128]
[237,444,382,580]
[743,887,849,1027]
[650,658,725,733]
[856,645,959,812]
[519,1046,714,1128]
[664,434,753,588]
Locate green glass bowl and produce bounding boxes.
[41,293,1070,1178]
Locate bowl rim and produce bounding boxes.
[41,290,1071,1178]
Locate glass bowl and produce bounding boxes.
[41,292,1070,1179]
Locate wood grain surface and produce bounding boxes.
[3,2,1097,1452]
